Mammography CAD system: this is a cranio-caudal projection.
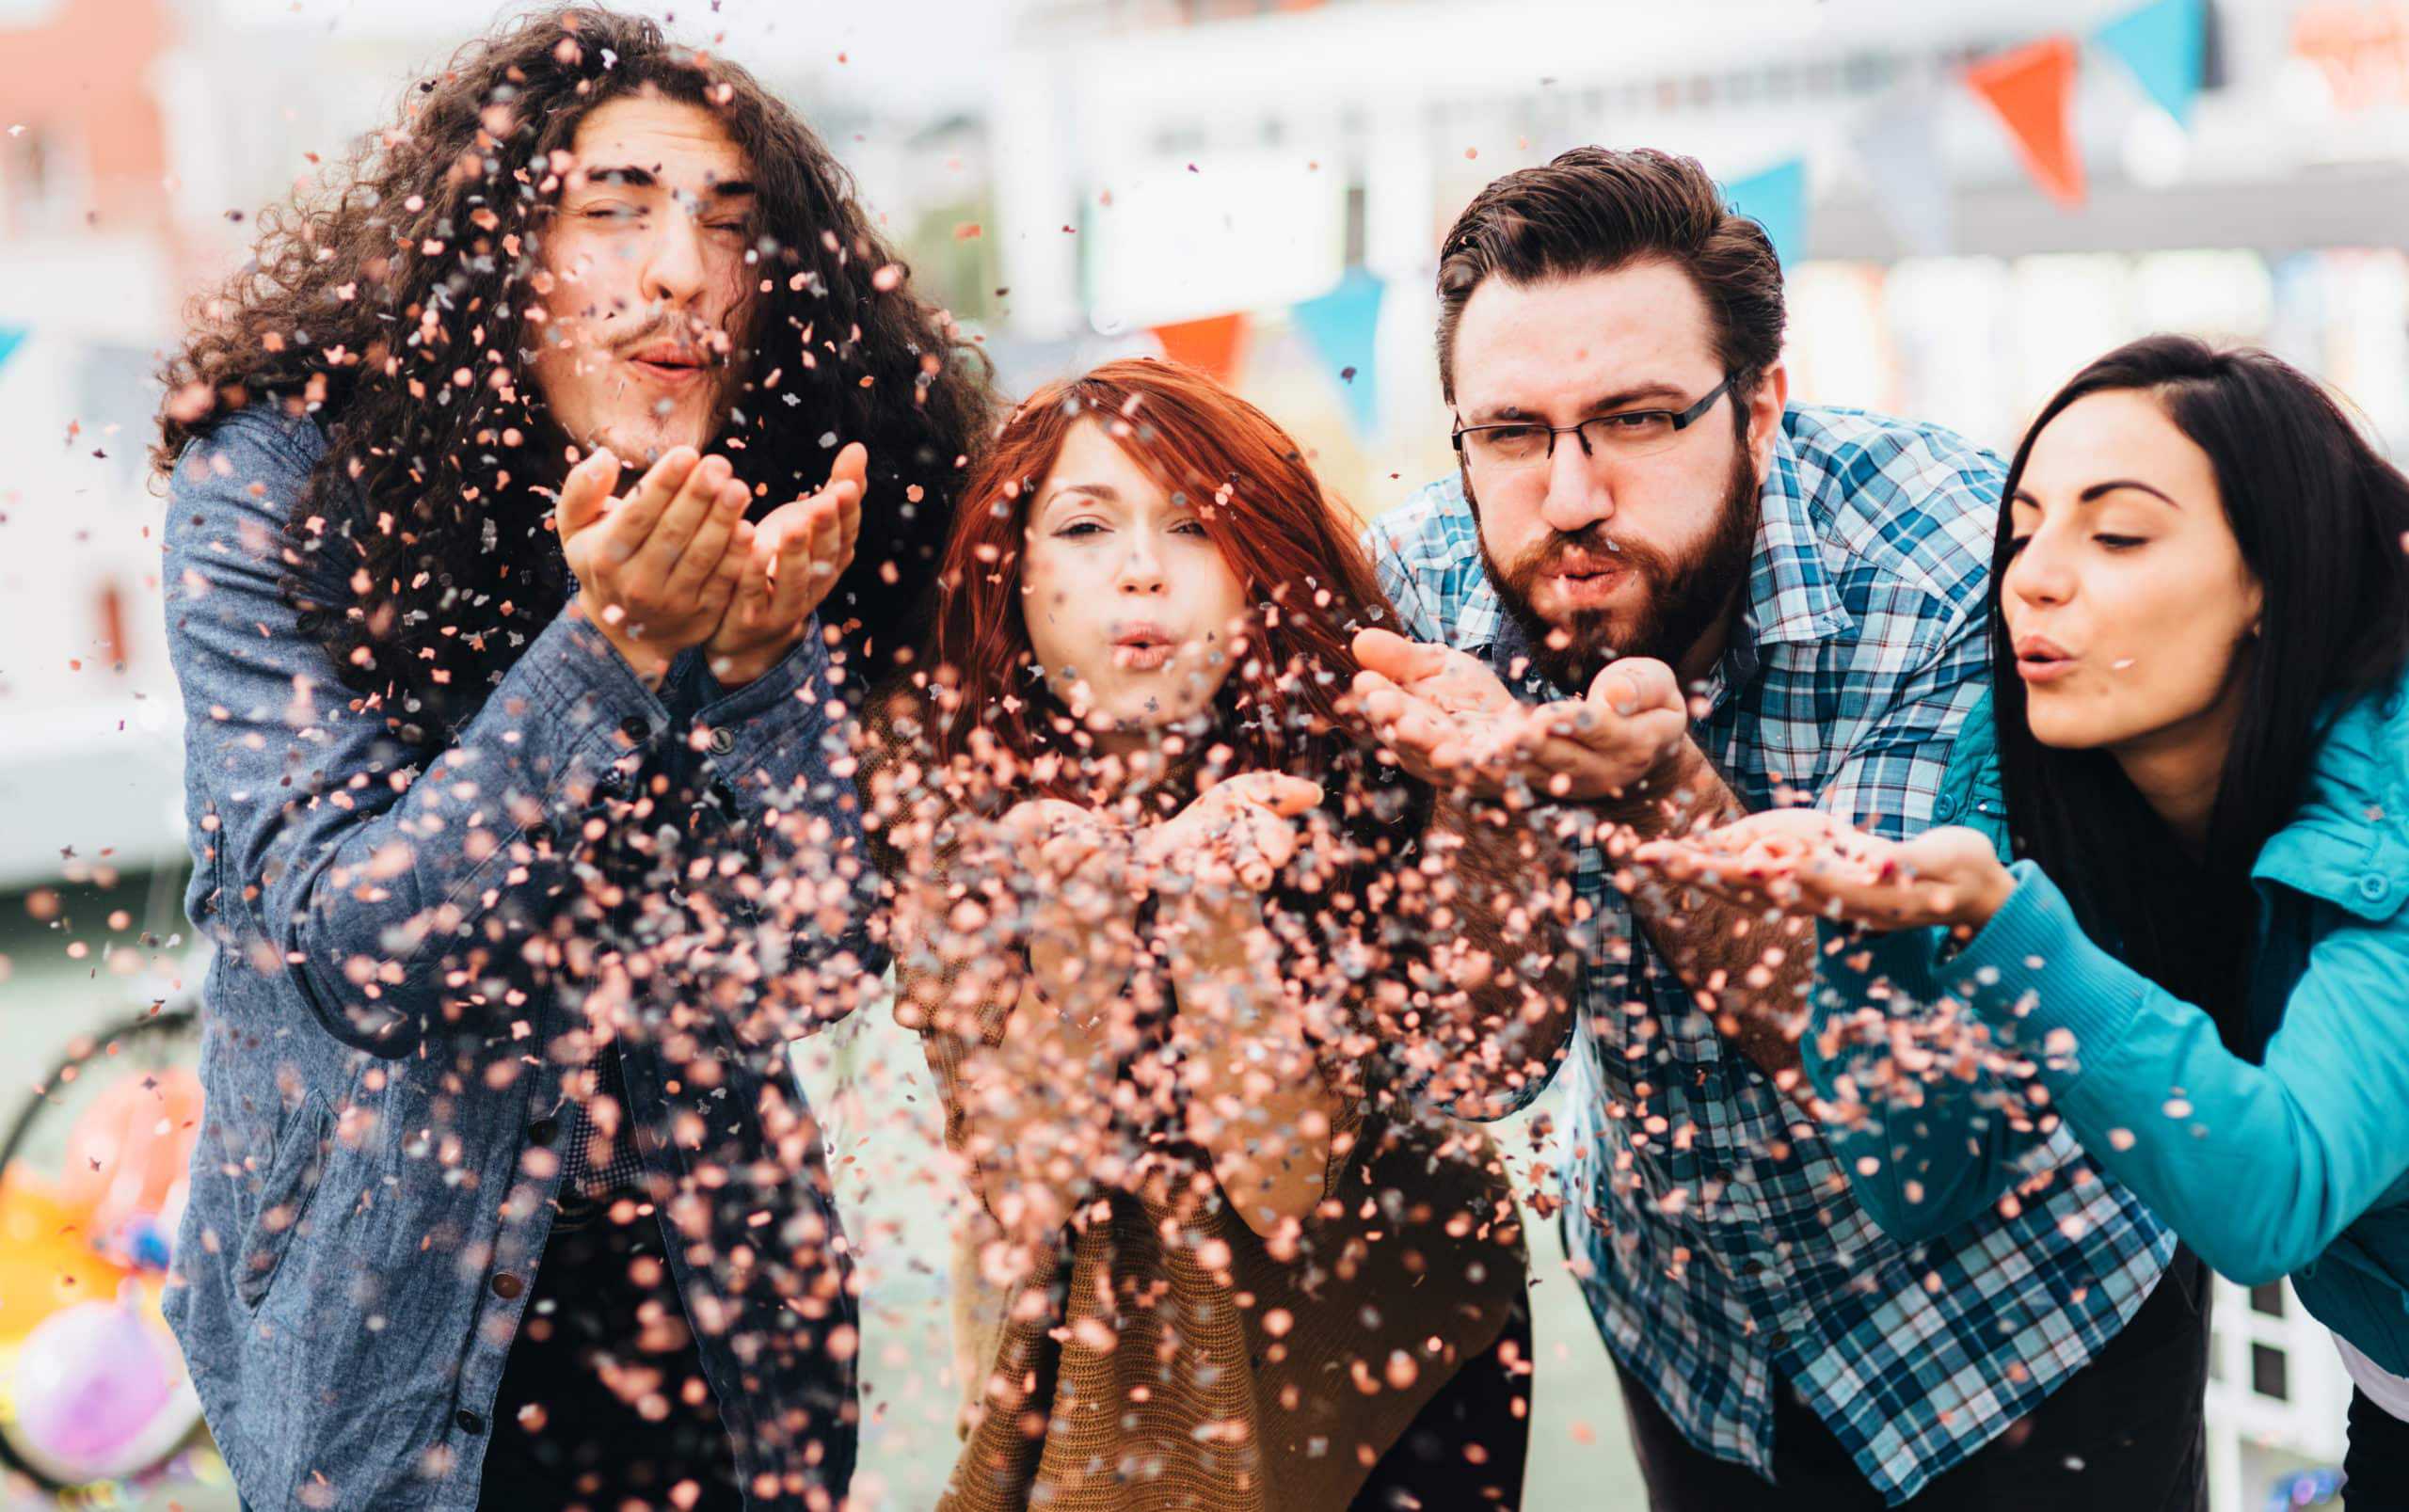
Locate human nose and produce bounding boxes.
[1114,534,1167,596]
[640,203,710,310]
[1537,428,1614,535]
[2005,524,2075,612]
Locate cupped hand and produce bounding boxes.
[1632,809,2017,931]
[1351,627,1692,803]
[1000,797,1143,1021]
[1135,772,1325,899]
[706,442,868,687]
[557,446,752,682]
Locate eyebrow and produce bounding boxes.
[1468,383,1691,424]
[2009,480,2182,509]
[578,165,758,199]
[1042,482,1120,506]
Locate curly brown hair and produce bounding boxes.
[156,6,995,739]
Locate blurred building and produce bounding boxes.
[985,0,2409,517]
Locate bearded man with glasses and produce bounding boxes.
[1354,148,2209,1508]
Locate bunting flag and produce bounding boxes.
[0,327,25,377]
[1150,312,1249,384]
[1725,158,1808,268]
[2097,0,2208,127]
[1289,267,1384,438]
[1966,36,2087,210]
[1849,81,1954,257]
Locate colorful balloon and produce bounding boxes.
[59,1067,202,1248]
[8,1287,198,1482]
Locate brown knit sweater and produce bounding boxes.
[854,690,1563,1512]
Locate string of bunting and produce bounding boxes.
[1726,0,2208,262]
[1145,0,2205,437]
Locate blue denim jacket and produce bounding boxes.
[160,406,871,1510]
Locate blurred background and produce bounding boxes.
[0,0,2391,1506]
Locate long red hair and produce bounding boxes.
[907,358,1399,790]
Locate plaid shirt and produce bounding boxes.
[1365,405,2174,1504]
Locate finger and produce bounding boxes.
[1222,773,1324,818]
[1542,706,1688,774]
[604,447,701,564]
[1354,673,1460,758]
[806,484,854,580]
[726,521,774,615]
[1589,657,1684,718]
[1239,811,1301,872]
[555,448,622,542]
[798,490,851,592]
[763,497,840,625]
[630,452,733,586]
[668,476,753,599]
[1352,627,1454,685]
[835,470,863,563]
[1513,736,1628,797]
[825,441,869,502]
[700,517,751,614]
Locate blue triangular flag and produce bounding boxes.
[2097,0,2206,127]
[0,326,25,376]
[1727,159,1808,269]
[1291,267,1384,438]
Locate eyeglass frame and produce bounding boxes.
[1449,371,1742,468]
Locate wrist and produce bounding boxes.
[574,593,675,685]
[709,629,804,691]
[1959,859,2018,928]
[1596,739,1715,834]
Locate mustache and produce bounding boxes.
[609,310,738,363]
[1499,525,1669,594]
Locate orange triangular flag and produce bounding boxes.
[1150,312,1248,384]
[1966,36,2085,210]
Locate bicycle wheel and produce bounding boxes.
[0,1001,214,1496]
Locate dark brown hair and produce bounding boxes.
[1435,147,1785,405]
[156,6,994,740]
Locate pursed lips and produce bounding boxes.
[1109,622,1177,671]
[622,342,712,385]
[2014,632,2080,684]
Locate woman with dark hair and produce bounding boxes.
[856,358,1567,1510]
[1639,335,2409,1501]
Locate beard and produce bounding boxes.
[1476,442,1761,694]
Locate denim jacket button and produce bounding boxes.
[619,714,652,742]
[707,726,737,756]
[527,1118,560,1148]
[490,1272,525,1300]
[1934,794,1958,820]
[455,1409,486,1435]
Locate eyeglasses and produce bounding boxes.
[1451,373,1740,471]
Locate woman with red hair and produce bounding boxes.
[855,359,1568,1510]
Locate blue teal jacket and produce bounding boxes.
[1805,673,2409,1373]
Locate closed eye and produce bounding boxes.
[2095,533,2147,550]
[1055,520,1109,539]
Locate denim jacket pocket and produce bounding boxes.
[236,1091,332,1313]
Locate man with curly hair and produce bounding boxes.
[153,9,993,1508]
